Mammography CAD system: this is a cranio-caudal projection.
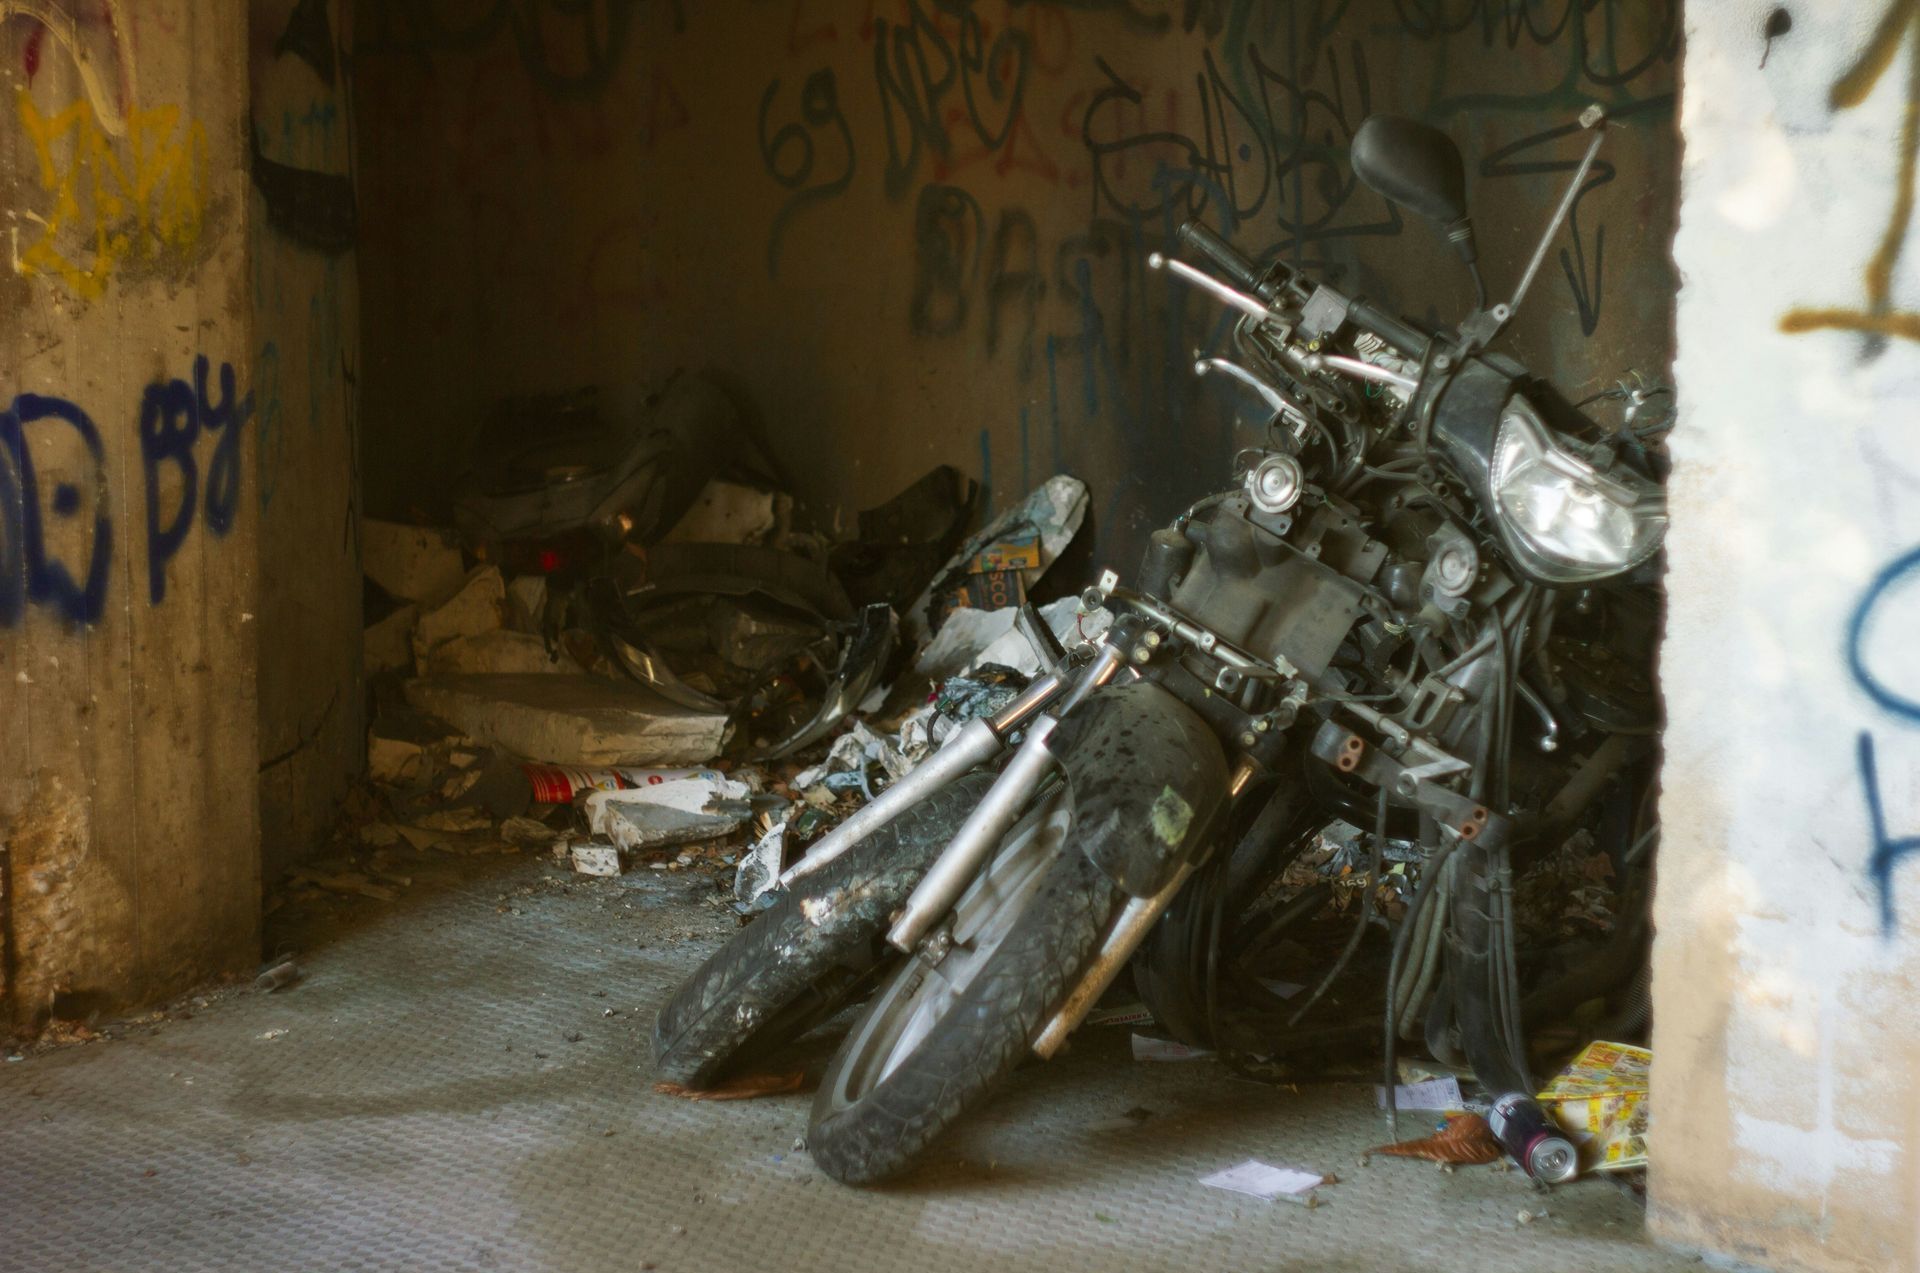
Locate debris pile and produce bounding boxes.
[318,374,1098,917]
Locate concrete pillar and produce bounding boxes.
[0,0,259,1029]
[249,0,363,878]
[1655,3,1920,1268]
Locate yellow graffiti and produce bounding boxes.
[13,90,209,302]
[0,0,138,136]
[1781,0,1920,341]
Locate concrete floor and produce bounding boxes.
[0,846,1701,1273]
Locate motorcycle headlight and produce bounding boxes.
[1490,399,1667,583]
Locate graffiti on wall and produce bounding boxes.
[1770,1,1920,931]
[0,357,251,628]
[738,0,1678,531]
[340,0,1678,561]
[354,0,683,101]
[1781,0,1920,346]
[11,90,211,301]
[252,0,357,252]
[1849,547,1920,932]
[760,67,856,275]
[3,0,137,135]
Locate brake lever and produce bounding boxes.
[1299,351,1419,396]
[1192,357,1307,420]
[1146,252,1275,323]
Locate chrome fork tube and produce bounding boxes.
[884,645,1127,953]
[887,716,1062,952]
[778,671,1071,889]
[779,716,1001,887]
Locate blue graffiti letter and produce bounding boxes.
[195,356,251,536]
[1,395,113,627]
[141,378,199,605]
[0,424,20,626]
[1860,731,1920,934]
[1849,542,1920,722]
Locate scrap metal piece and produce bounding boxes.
[750,602,896,761]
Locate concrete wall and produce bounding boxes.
[249,0,362,879]
[0,0,259,1029]
[1653,3,1920,1270]
[353,1,1678,570]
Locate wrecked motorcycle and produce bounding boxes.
[654,107,1666,1185]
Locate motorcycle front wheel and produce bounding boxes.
[652,772,997,1089]
[807,785,1126,1185]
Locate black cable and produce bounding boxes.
[1288,786,1388,1027]
[1497,846,1531,1084]
[1466,261,1489,311]
[1381,828,1469,1137]
[1205,857,1227,1048]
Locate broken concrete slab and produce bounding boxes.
[570,844,623,876]
[364,604,419,676]
[363,519,467,607]
[421,629,580,676]
[505,575,548,632]
[413,566,506,668]
[369,734,426,785]
[404,674,728,766]
[583,772,753,851]
[365,703,463,783]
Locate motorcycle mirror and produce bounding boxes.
[1351,115,1480,279]
[1351,114,1469,226]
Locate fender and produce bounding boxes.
[1047,680,1230,897]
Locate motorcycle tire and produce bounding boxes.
[651,772,996,1089]
[807,787,1127,1185]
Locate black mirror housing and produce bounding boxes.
[1351,114,1470,225]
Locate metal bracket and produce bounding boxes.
[1307,718,1508,847]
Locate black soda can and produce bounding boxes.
[1488,1092,1579,1183]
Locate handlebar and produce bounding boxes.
[1175,220,1278,302]
[1345,299,1428,360]
[1174,219,1430,360]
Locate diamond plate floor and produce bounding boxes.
[0,851,1700,1273]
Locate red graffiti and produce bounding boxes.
[641,65,691,151]
[787,0,837,52]
[935,103,1061,185]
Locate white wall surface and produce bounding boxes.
[1656,3,1920,1268]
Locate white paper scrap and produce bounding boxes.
[1131,1034,1211,1062]
[1199,1160,1323,1200]
[1087,1003,1154,1027]
[1375,1076,1463,1111]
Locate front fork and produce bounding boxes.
[1031,755,1259,1058]
[886,641,1126,951]
[777,662,1081,890]
[776,605,1255,1057]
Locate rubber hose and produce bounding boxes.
[1381,833,1467,1135]
[1446,843,1530,1098]
[1395,869,1450,1037]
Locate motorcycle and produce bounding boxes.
[653,106,1666,1185]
